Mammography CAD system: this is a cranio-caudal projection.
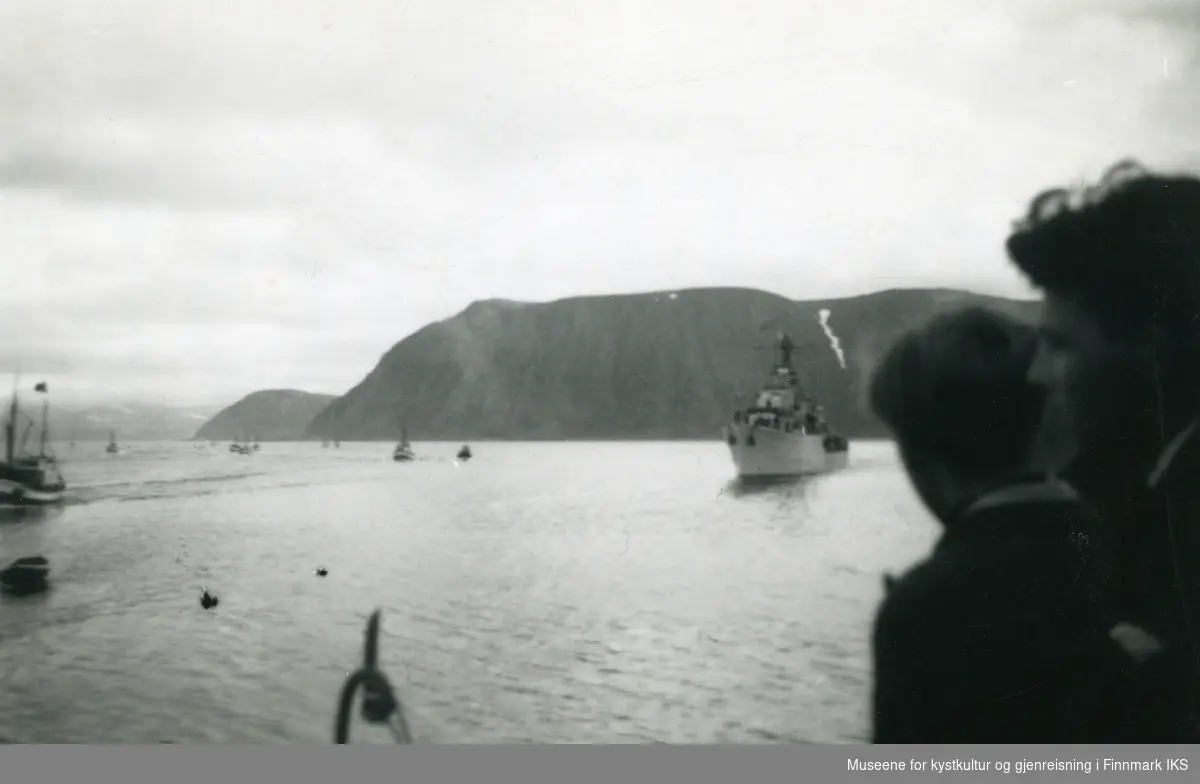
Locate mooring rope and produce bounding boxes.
[333,609,413,744]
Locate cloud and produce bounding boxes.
[1,0,1198,404]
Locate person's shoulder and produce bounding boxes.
[969,496,1099,539]
[872,563,980,672]
[874,556,972,631]
[1027,497,1101,537]
[963,501,1100,581]
[1043,494,1097,521]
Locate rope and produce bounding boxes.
[333,609,413,744]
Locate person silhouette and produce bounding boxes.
[1007,159,1200,740]
[868,306,1105,742]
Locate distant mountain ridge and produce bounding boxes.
[305,286,1040,441]
[194,389,337,441]
[36,402,221,442]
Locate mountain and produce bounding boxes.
[305,287,1042,442]
[193,389,337,441]
[32,402,222,442]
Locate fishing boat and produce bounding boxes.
[105,430,119,454]
[229,436,251,455]
[0,381,68,506]
[456,444,472,461]
[392,427,415,462]
[721,331,849,481]
[0,555,50,595]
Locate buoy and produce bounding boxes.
[316,567,328,577]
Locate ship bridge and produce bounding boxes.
[757,363,806,409]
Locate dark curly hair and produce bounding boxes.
[869,306,1045,481]
[1005,159,1200,343]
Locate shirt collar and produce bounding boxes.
[963,476,1080,518]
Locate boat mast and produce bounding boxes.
[4,388,14,464]
[39,398,48,457]
[19,420,33,454]
[777,332,795,370]
[773,330,809,403]
[36,382,49,458]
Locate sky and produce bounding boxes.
[2,0,1198,406]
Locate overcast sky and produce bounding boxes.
[2,0,1197,406]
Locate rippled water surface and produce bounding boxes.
[0,440,936,744]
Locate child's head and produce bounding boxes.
[870,306,1063,521]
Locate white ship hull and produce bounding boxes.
[723,423,848,480]
[0,478,66,506]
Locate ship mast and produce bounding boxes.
[777,332,795,370]
[4,387,15,464]
[773,331,806,397]
[38,385,49,458]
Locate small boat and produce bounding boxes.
[392,426,415,462]
[0,555,50,594]
[105,430,119,454]
[456,445,472,461]
[720,330,849,481]
[0,381,67,506]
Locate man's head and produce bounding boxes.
[869,306,1062,523]
[1006,160,1200,483]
